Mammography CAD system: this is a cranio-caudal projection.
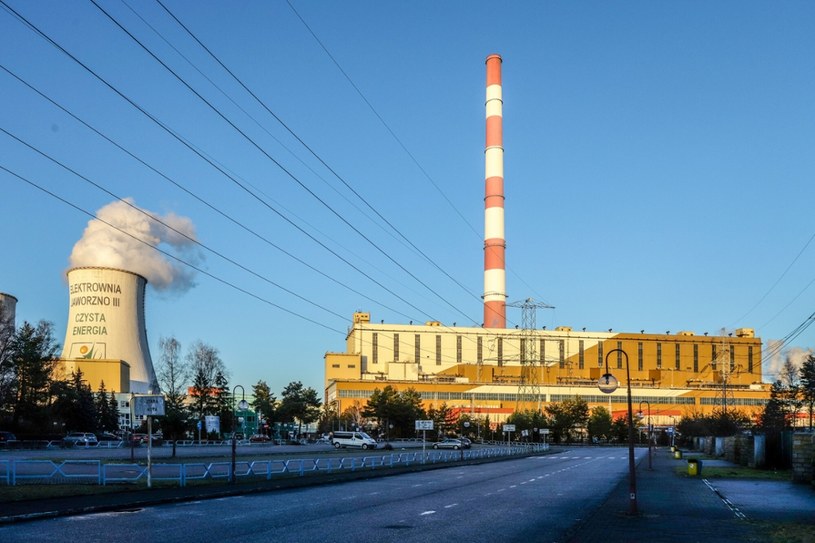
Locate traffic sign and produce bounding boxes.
[132,395,165,416]
[415,420,434,431]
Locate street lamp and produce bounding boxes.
[230,384,249,485]
[637,400,652,470]
[598,348,638,515]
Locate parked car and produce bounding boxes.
[0,431,17,443]
[433,437,464,450]
[62,432,98,447]
[96,432,121,442]
[457,436,472,448]
[249,434,271,443]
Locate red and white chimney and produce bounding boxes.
[483,54,506,329]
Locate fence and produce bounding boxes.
[0,443,547,487]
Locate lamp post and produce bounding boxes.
[638,400,652,470]
[598,348,638,515]
[230,384,249,485]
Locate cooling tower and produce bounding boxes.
[0,292,17,328]
[61,267,157,393]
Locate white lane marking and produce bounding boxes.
[703,479,747,520]
[444,503,459,509]
[420,511,436,516]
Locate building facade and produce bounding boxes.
[325,312,770,428]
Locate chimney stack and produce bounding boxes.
[483,54,506,328]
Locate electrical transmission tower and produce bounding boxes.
[714,330,735,413]
[508,298,555,411]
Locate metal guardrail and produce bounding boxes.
[0,443,548,487]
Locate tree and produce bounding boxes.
[5,321,60,433]
[363,386,426,438]
[187,341,226,423]
[545,396,590,443]
[427,402,457,439]
[587,406,613,442]
[799,354,815,430]
[278,381,321,438]
[95,381,119,432]
[52,369,97,433]
[156,336,191,454]
[0,299,15,425]
[251,380,277,435]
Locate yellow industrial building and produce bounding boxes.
[325,312,770,428]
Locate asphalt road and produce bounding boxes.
[0,447,645,543]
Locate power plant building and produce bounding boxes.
[325,313,768,427]
[323,55,771,428]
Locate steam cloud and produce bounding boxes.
[69,199,201,292]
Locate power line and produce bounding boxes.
[0,162,342,334]
[87,0,479,326]
[0,0,453,325]
[0,61,414,322]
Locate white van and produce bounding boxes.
[331,431,377,450]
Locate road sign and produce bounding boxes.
[503,424,516,432]
[132,395,166,416]
[415,420,434,431]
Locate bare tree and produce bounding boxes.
[157,336,191,454]
[186,341,227,434]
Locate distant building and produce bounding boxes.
[325,312,769,428]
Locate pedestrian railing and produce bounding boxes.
[0,443,548,487]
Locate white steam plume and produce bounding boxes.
[69,199,201,292]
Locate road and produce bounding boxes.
[0,447,645,542]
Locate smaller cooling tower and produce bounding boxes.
[0,292,17,327]
[61,267,157,393]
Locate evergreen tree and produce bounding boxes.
[53,369,97,432]
[251,380,277,434]
[278,381,321,438]
[6,321,59,433]
[799,355,815,430]
[95,381,119,432]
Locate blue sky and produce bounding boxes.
[1,1,814,396]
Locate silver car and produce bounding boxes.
[62,432,98,447]
[433,438,464,450]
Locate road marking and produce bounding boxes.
[420,511,436,516]
[703,479,747,520]
[444,503,459,509]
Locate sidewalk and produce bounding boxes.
[565,447,815,543]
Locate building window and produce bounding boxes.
[597,342,603,367]
[436,335,442,365]
[616,341,623,369]
[559,340,565,368]
[711,345,717,371]
[393,333,399,361]
[372,333,378,364]
[331,364,340,368]
[477,336,483,364]
[415,334,421,364]
[497,338,504,366]
[729,345,735,372]
[456,336,462,363]
[693,344,699,373]
[540,339,546,364]
[656,343,662,369]
[637,342,643,371]
[578,340,585,370]
[748,346,754,373]
[675,343,680,371]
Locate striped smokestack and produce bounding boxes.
[483,54,506,328]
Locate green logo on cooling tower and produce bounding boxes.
[69,342,106,359]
